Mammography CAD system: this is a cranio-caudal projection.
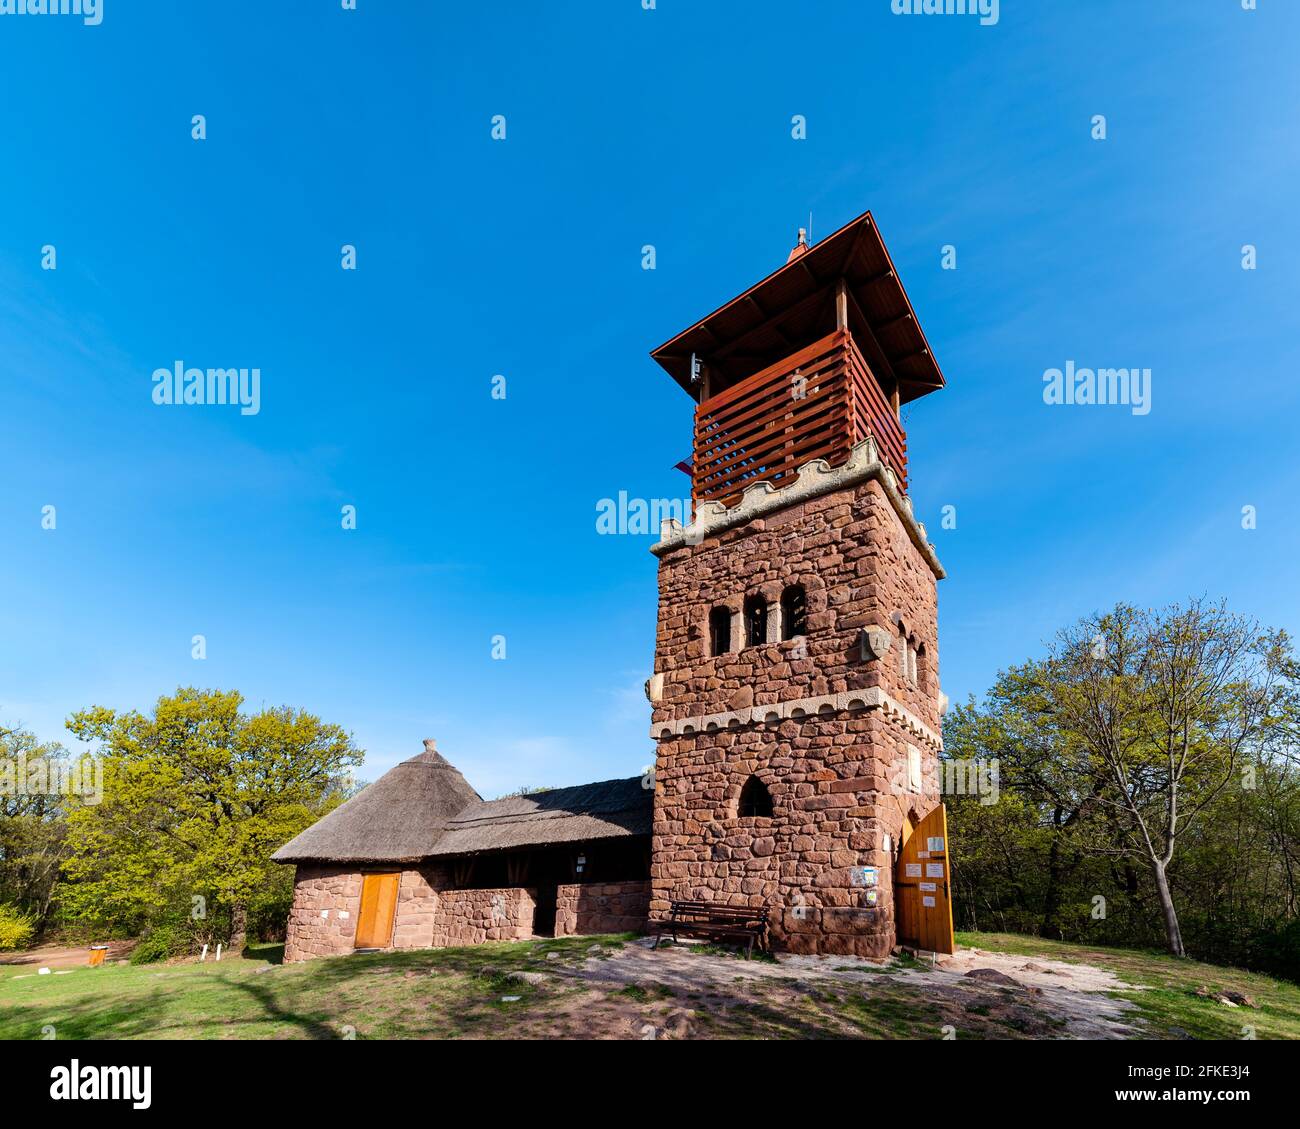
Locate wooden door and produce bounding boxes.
[895,805,955,955]
[354,873,400,949]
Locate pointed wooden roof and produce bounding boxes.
[651,209,946,405]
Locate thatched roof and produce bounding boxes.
[427,776,653,858]
[271,743,482,864]
[272,742,653,865]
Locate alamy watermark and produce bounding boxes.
[1043,361,1151,416]
[595,492,701,543]
[152,362,261,416]
[0,751,103,805]
[0,0,102,25]
[891,0,999,27]
[942,757,999,806]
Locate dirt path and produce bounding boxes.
[0,940,134,970]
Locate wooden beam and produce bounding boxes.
[844,286,900,389]
[871,311,915,335]
[711,282,834,362]
[892,347,931,365]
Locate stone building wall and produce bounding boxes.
[554,880,651,937]
[429,886,537,946]
[284,866,364,962]
[651,478,940,733]
[391,865,446,950]
[284,871,651,961]
[649,472,943,957]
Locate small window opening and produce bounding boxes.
[744,595,768,647]
[709,606,733,657]
[738,775,774,819]
[780,585,807,640]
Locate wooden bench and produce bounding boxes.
[651,900,770,956]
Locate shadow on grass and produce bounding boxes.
[245,943,284,966]
[0,933,971,1041]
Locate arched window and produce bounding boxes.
[915,643,928,691]
[897,624,912,684]
[709,606,733,657]
[780,584,807,640]
[744,595,768,648]
[738,775,774,819]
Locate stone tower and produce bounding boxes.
[645,211,947,957]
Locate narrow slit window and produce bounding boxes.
[738,775,774,819]
[780,585,807,640]
[709,606,733,657]
[744,595,768,648]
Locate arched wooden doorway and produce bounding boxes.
[894,805,955,955]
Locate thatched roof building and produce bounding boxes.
[428,777,653,858]
[273,740,651,865]
[272,743,481,864]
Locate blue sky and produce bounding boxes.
[2,2,1297,797]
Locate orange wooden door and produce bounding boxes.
[354,873,400,949]
[895,805,955,955]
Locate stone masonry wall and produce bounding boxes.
[652,477,939,733]
[430,886,537,946]
[650,476,943,957]
[554,880,651,937]
[284,866,364,962]
[391,865,446,951]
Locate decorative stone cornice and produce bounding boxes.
[652,436,945,580]
[650,686,943,751]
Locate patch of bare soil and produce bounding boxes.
[0,940,135,970]
[890,945,1140,1040]
[531,938,1140,1040]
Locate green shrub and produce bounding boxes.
[129,921,195,965]
[127,900,237,965]
[0,904,36,951]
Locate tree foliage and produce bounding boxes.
[59,687,361,950]
[0,724,76,928]
[947,600,1300,973]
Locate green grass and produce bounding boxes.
[0,935,633,1041]
[958,931,1300,1041]
[3,930,1296,1041]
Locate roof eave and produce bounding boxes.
[650,209,946,401]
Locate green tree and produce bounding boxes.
[0,723,77,929]
[949,601,1291,960]
[1048,602,1285,956]
[61,688,361,951]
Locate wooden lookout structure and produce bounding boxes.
[650,210,946,508]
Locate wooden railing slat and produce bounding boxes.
[692,330,907,506]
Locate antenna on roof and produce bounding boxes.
[808,212,813,245]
